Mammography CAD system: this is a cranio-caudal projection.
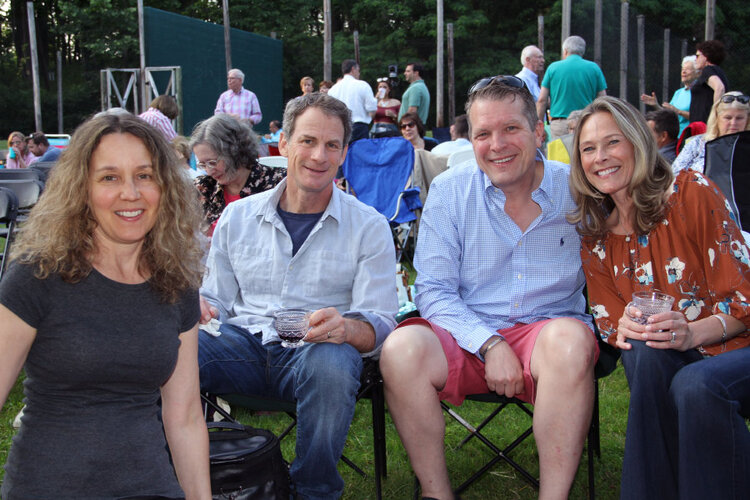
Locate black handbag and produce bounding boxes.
[203,395,292,500]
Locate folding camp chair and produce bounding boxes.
[704,130,750,232]
[341,137,422,262]
[0,178,43,220]
[30,161,57,183]
[0,186,19,281]
[204,358,388,500]
[413,326,620,499]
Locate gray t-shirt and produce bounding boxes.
[0,262,200,499]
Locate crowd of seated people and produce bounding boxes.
[2,50,749,500]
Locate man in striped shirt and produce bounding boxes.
[214,68,262,128]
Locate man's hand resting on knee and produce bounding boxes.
[484,340,524,398]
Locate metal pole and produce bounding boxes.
[447,23,455,126]
[681,39,687,61]
[662,29,670,105]
[138,0,147,113]
[594,0,602,66]
[619,2,629,100]
[324,0,332,82]
[353,31,360,65]
[57,50,63,133]
[637,15,645,113]
[561,0,571,58]
[222,0,232,72]
[436,0,444,127]
[705,0,715,41]
[537,15,544,53]
[27,2,42,131]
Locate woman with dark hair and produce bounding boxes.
[399,111,436,151]
[0,113,210,499]
[370,77,401,138]
[569,96,750,499]
[191,113,286,236]
[138,94,179,141]
[690,40,729,124]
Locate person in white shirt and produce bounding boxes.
[328,59,377,143]
[431,114,472,156]
[515,45,544,102]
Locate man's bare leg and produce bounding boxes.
[530,318,597,500]
[381,324,453,500]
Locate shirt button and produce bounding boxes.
[518,241,522,246]
[518,273,522,280]
[514,303,519,308]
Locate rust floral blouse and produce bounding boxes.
[194,160,286,235]
[581,170,750,356]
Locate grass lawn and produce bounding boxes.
[1,364,629,498]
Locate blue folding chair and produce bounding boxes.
[342,137,422,262]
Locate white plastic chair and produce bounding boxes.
[258,156,287,168]
[446,148,475,168]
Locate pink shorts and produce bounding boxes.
[397,317,597,406]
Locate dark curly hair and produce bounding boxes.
[696,40,726,65]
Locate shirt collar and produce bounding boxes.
[480,149,554,209]
[256,178,342,224]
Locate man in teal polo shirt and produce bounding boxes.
[537,35,607,139]
[399,62,430,124]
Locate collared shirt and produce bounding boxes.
[414,154,592,356]
[214,87,262,125]
[515,66,541,102]
[6,151,38,169]
[658,140,678,164]
[541,54,607,119]
[201,179,398,355]
[430,138,472,156]
[398,79,430,124]
[138,107,177,141]
[328,75,378,124]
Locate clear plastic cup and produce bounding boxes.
[627,291,675,325]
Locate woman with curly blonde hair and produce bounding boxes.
[569,96,750,499]
[0,113,210,499]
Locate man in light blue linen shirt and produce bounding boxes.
[198,93,398,500]
[380,76,598,500]
[515,45,544,102]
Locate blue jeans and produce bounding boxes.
[199,324,363,500]
[621,341,750,499]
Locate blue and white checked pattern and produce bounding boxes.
[414,154,592,355]
[214,87,262,125]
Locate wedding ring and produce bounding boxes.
[670,331,676,344]
[327,331,332,339]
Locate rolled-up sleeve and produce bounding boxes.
[345,214,398,355]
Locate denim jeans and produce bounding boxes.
[199,324,363,500]
[620,340,750,499]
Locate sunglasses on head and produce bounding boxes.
[468,75,526,95]
[721,94,750,105]
[400,122,416,130]
[377,77,389,83]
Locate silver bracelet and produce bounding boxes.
[712,314,727,344]
[480,336,505,357]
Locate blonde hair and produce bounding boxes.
[11,114,203,303]
[568,96,674,239]
[705,91,750,141]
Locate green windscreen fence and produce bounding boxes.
[144,7,283,136]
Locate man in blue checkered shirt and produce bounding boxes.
[380,75,600,500]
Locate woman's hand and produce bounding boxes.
[617,306,694,351]
[639,92,659,108]
[642,310,695,351]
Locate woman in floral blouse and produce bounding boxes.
[190,114,286,236]
[568,96,750,499]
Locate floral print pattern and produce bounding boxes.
[194,159,286,234]
[581,171,750,356]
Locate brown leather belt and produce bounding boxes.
[550,117,566,121]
